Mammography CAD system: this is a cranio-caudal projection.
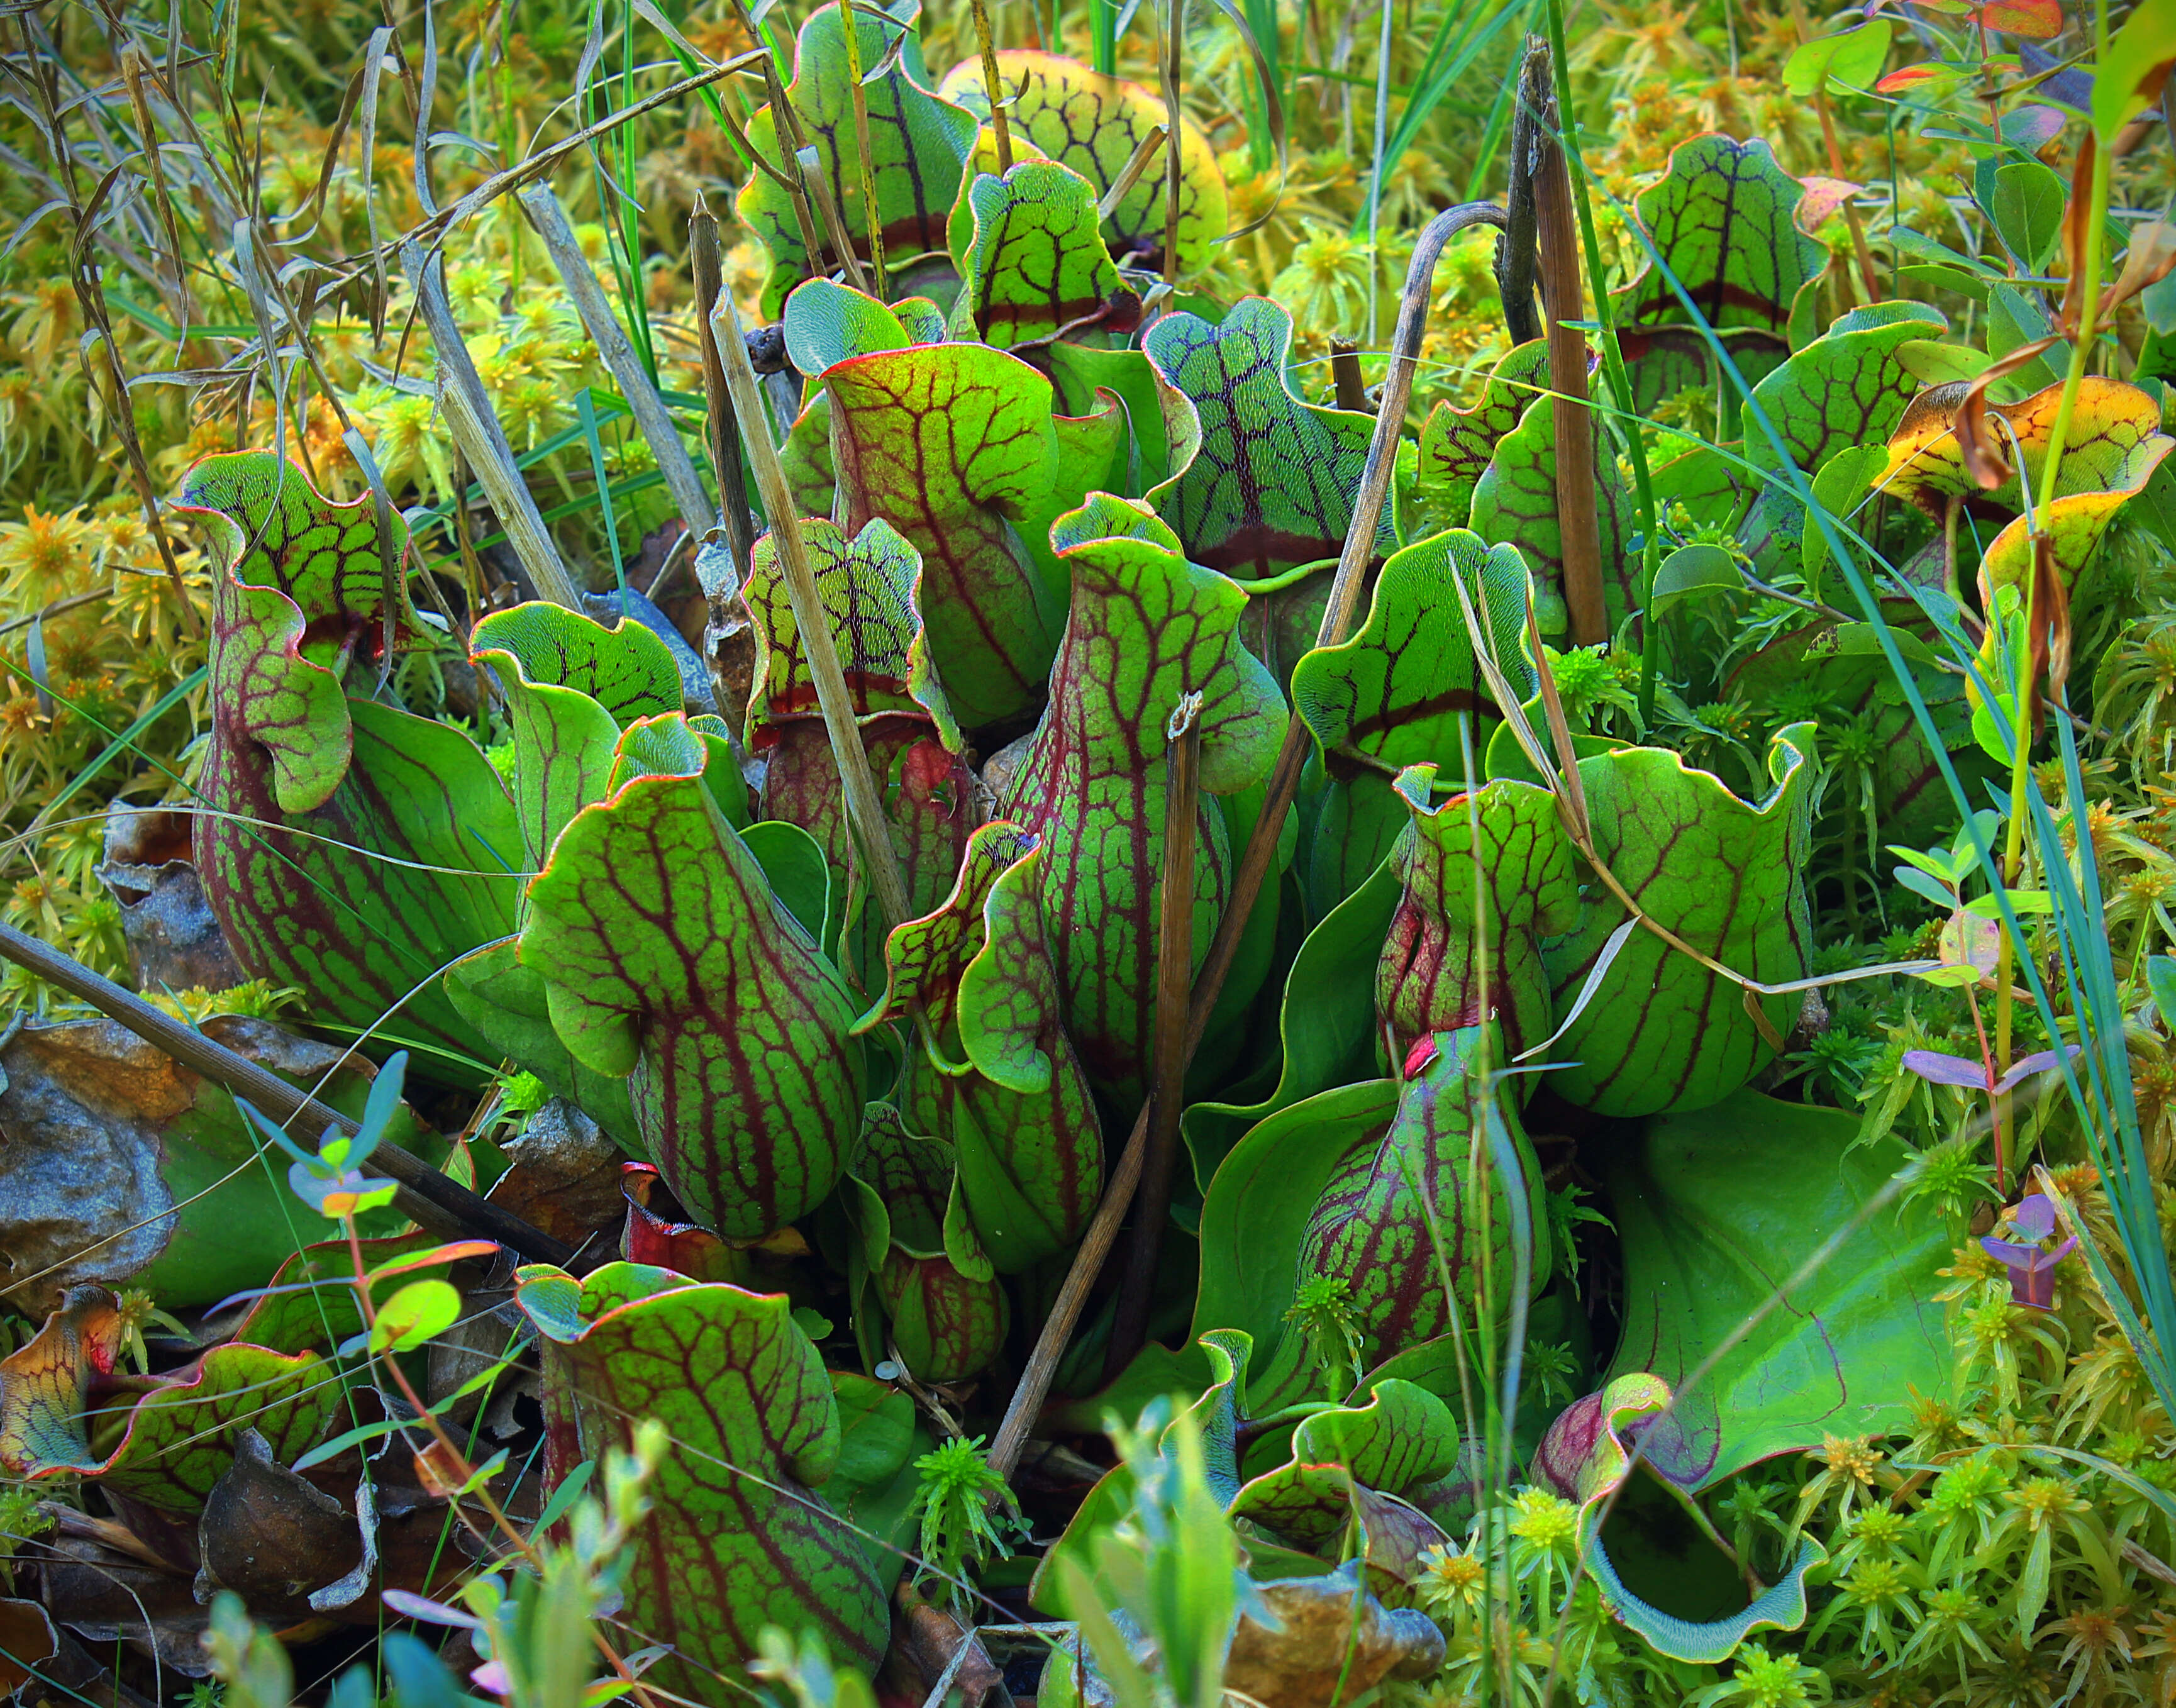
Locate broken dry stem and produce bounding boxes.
[519,181,716,539]
[1524,45,1607,649]
[690,199,761,585]
[970,0,1014,172]
[405,240,586,609]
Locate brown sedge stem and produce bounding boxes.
[970,0,1013,173]
[1106,696,1204,1378]
[1526,42,1607,648]
[836,0,887,299]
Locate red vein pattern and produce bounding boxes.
[1298,1030,1548,1370]
[518,718,865,1239]
[1143,298,1397,578]
[519,1263,886,1691]
[179,453,519,1067]
[999,496,1284,1107]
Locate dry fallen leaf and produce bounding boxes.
[196,1429,364,1617]
[0,1595,57,1694]
[485,1097,625,1249]
[1223,1560,1447,1708]
[881,1579,1005,1708]
[0,1017,397,1307]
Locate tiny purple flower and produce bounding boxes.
[1901,1044,2080,1095]
[1901,1048,1996,1089]
[1979,1192,2078,1309]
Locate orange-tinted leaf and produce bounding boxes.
[1875,59,1965,92]
[1795,176,1865,233]
[1879,376,2172,519]
[1883,377,2175,702]
[1972,0,2063,36]
[365,1241,501,1284]
[0,1289,335,1514]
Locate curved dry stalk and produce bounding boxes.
[1445,569,1936,1026]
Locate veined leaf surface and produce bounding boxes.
[828,343,1120,728]
[518,1262,887,1689]
[937,51,1227,273]
[1292,530,1535,912]
[178,452,520,1073]
[860,820,1101,1272]
[999,496,1284,1104]
[1144,298,1398,579]
[950,160,1141,348]
[0,1288,332,1514]
[736,3,977,305]
[1536,727,1821,1116]
[518,717,865,1238]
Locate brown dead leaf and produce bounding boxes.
[413,1438,470,1502]
[23,1529,202,1668]
[485,1098,624,1250]
[882,1580,1004,1708]
[196,1429,363,1618]
[1223,1561,1446,1708]
[0,1596,57,1694]
[0,1018,391,1306]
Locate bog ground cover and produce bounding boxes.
[2,0,2176,1703]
